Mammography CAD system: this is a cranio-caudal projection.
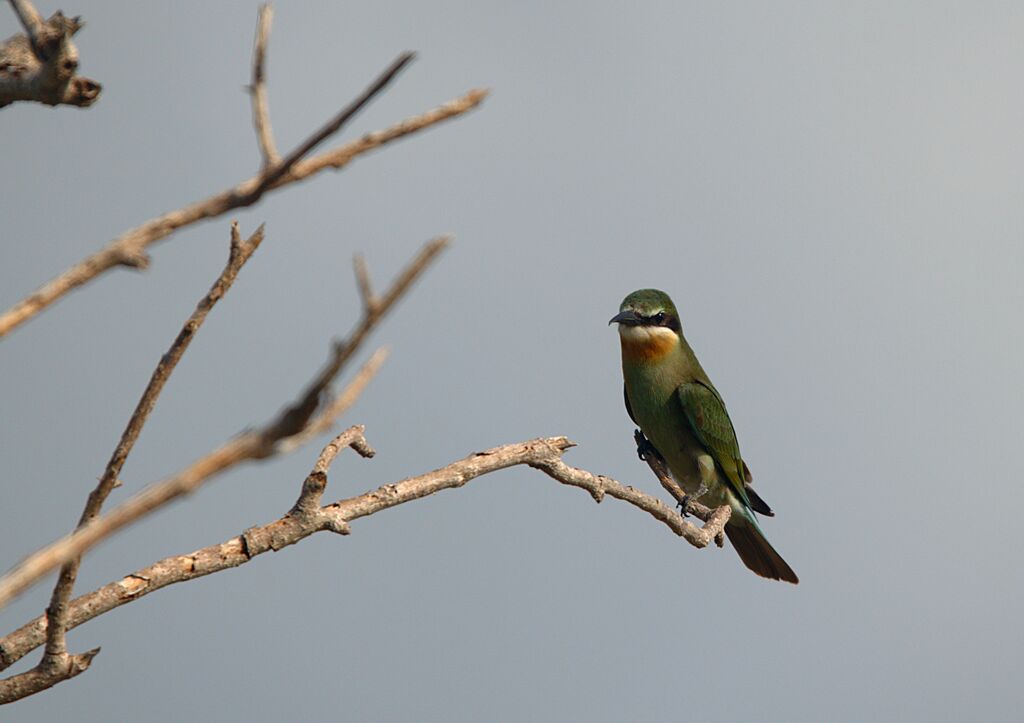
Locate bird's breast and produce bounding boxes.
[623,366,709,496]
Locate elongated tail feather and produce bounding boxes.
[725,515,798,584]
[744,484,774,517]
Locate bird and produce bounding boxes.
[609,288,798,583]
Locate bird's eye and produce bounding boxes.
[653,312,666,324]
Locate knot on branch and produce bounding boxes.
[0,5,101,109]
[320,517,351,536]
[241,522,299,556]
[115,247,150,270]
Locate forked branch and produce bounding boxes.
[0,228,447,703]
[38,223,265,687]
[0,233,448,612]
[0,6,487,338]
[0,433,731,691]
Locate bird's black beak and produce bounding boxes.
[608,309,641,326]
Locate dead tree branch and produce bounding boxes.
[249,4,279,168]
[0,434,730,691]
[0,229,442,704]
[634,429,728,547]
[0,7,487,338]
[0,0,101,107]
[0,646,98,705]
[244,51,415,202]
[35,223,264,695]
[0,232,447,613]
[0,1,496,706]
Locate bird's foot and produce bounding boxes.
[633,429,655,461]
[676,482,709,517]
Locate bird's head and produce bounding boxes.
[609,288,682,361]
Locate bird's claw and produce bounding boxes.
[633,429,653,461]
[676,482,708,517]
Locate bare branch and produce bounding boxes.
[246,51,415,202]
[318,437,729,548]
[340,235,449,360]
[353,254,377,313]
[249,4,279,168]
[0,83,487,337]
[290,425,374,519]
[257,234,446,448]
[634,429,727,546]
[0,234,446,611]
[0,435,730,683]
[0,347,387,632]
[1,3,101,107]
[275,346,388,455]
[37,223,264,686]
[0,346,385,616]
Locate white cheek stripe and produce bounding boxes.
[618,325,678,343]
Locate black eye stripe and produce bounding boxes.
[637,310,681,334]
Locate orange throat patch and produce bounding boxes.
[619,327,677,362]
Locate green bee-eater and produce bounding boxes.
[610,289,798,583]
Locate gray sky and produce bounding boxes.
[3,1,1023,720]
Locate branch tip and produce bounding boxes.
[117,249,150,270]
[250,3,279,167]
[353,253,377,311]
[323,519,351,535]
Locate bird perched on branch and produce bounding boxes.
[610,289,798,583]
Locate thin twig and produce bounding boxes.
[0,434,731,686]
[0,348,386,617]
[257,235,447,448]
[353,254,377,313]
[40,223,264,672]
[274,347,389,455]
[0,81,487,336]
[290,425,375,519]
[249,4,279,168]
[339,235,449,363]
[0,234,446,611]
[246,51,415,201]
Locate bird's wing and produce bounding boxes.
[676,381,751,508]
[623,384,638,425]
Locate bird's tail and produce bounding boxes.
[724,512,798,584]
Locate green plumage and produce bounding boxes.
[612,289,798,584]
[677,381,751,508]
